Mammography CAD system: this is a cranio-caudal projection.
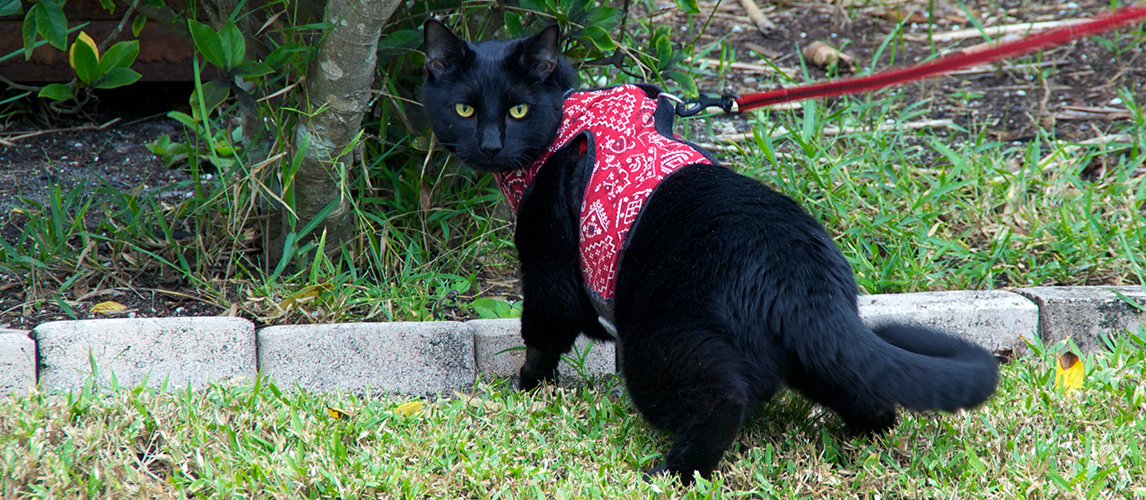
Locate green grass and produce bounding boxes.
[2,333,1144,498]
[2,1,1144,321]
[5,87,1142,322]
[697,88,1146,294]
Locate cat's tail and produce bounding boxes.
[795,308,999,413]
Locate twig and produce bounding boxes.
[708,119,956,145]
[738,0,777,31]
[687,57,798,77]
[0,118,122,143]
[944,60,1065,76]
[0,74,42,93]
[98,0,143,53]
[133,1,193,45]
[1035,72,1053,130]
[121,111,170,128]
[903,18,1090,42]
[1075,133,1133,145]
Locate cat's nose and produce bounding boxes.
[481,127,502,158]
[480,144,502,158]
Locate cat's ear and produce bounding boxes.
[424,19,468,80]
[519,24,562,80]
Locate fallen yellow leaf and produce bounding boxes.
[326,405,355,420]
[91,301,127,314]
[395,401,423,417]
[1055,352,1084,394]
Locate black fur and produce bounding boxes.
[422,20,999,484]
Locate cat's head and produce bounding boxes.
[422,19,574,172]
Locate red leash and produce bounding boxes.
[676,4,1146,115]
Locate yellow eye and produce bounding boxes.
[455,104,474,117]
[509,104,529,119]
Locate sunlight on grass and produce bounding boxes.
[2,332,1144,499]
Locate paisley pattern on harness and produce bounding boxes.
[495,85,714,307]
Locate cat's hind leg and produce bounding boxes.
[622,326,765,483]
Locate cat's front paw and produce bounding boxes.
[518,369,556,391]
[519,346,561,390]
[642,465,669,482]
[643,465,696,486]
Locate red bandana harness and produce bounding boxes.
[495,84,715,315]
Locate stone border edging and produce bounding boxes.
[1,286,1143,398]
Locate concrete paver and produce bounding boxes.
[258,321,475,395]
[469,318,616,382]
[0,329,35,398]
[1018,286,1146,352]
[858,290,1038,351]
[34,317,255,392]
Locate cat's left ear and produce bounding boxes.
[520,25,562,80]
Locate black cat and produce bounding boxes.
[421,20,998,483]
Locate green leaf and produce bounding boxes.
[97,0,116,13]
[98,40,139,73]
[218,21,245,69]
[264,42,309,70]
[93,67,141,89]
[655,36,673,71]
[188,20,225,69]
[503,12,523,38]
[469,298,521,319]
[0,0,22,17]
[231,60,272,78]
[131,14,146,37]
[665,71,697,98]
[963,442,987,474]
[21,10,36,60]
[581,27,617,52]
[38,83,73,101]
[189,79,230,121]
[585,6,621,28]
[378,29,422,49]
[675,0,701,14]
[35,0,67,51]
[71,38,101,83]
[167,110,198,127]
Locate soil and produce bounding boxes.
[2,1,1144,331]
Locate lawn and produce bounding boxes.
[2,334,1144,498]
[2,0,1146,498]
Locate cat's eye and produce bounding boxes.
[455,104,475,117]
[509,104,529,119]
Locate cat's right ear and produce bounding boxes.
[423,19,467,80]
[520,24,562,80]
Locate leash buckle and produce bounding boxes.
[673,93,740,117]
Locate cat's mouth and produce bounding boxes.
[461,149,542,174]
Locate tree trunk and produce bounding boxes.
[276,0,400,259]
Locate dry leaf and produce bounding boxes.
[867,7,928,24]
[91,301,128,314]
[1080,157,1109,182]
[1055,352,1084,394]
[326,405,355,420]
[452,390,506,412]
[743,41,781,60]
[395,401,424,417]
[802,41,856,73]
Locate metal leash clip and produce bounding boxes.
[672,93,740,117]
